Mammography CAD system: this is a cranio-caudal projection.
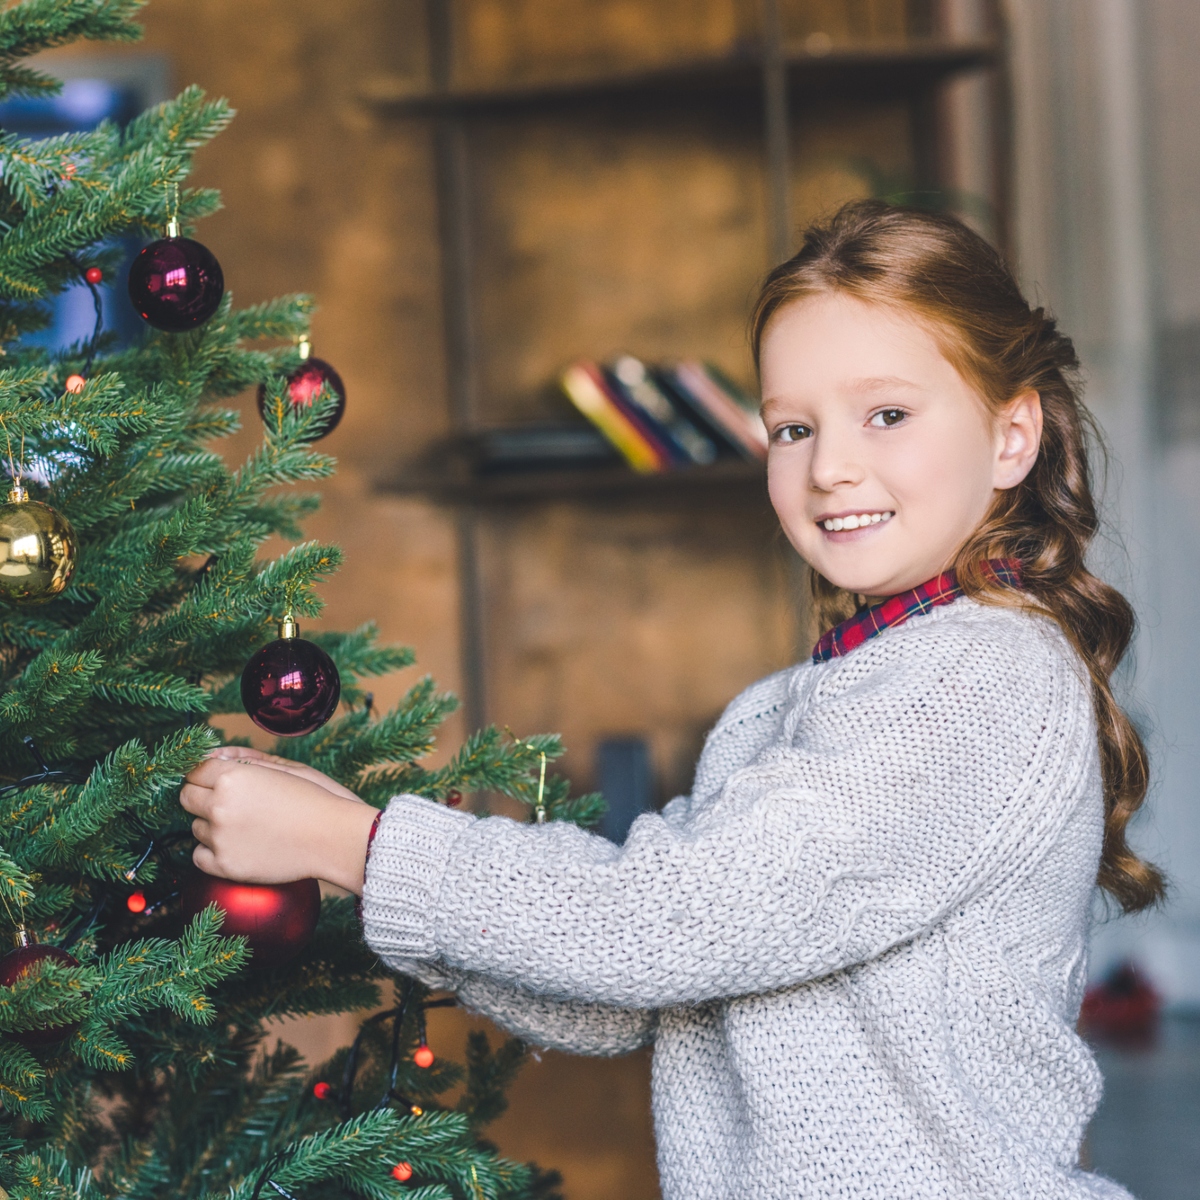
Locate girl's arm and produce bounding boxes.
[390,958,655,1056]
[183,611,1089,1010]
[358,612,1095,1008]
[180,748,657,1051]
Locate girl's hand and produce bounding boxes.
[181,758,379,895]
[204,745,365,804]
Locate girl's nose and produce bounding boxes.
[808,430,866,492]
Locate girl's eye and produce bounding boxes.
[870,408,908,428]
[773,423,813,444]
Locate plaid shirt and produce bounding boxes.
[811,559,1022,663]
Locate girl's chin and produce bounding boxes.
[805,554,910,598]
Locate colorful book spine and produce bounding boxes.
[608,355,718,466]
[559,362,670,474]
[668,361,769,461]
[652,368,744,460]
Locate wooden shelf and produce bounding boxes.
[386,458,767,504]
[364,38,1000,116]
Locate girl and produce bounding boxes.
[183,201,1162,1199]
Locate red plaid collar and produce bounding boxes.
[811,559,1022,663]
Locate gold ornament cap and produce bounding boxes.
[280,614,299,639]
[166,217,181,238]
[297,336,312,361]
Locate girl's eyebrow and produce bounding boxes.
[760,376,922,415]
[847,375,922,394]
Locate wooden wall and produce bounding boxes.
[48,2,928,1196]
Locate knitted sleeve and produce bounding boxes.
[383,956,655,1055]
[361,608,1094,1008]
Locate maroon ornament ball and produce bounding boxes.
[0,940,80,1047]
[181,873,320,968]
[128,235,224,332]
[241,626,341,737]
[257,357,346,440]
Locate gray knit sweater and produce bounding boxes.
[361,598,1133,1199]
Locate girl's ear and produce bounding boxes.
[993,389,1042,490]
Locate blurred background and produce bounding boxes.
[16,0,1200,1196]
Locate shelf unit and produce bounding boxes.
[364,38,999,116]
[376,0,1008,738]
[389,457,769,504]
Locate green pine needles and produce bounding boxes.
[0,2,602,1196]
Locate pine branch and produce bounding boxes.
[7,1149,104,1200]
[0,0,145,60]
[0,1041,47,1121]
[457,1031,526,1132]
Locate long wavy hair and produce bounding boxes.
[751,200,1163,914]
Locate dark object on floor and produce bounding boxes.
[1081,961,1161,1046]
[597,737,653,844]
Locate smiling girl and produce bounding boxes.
[182,201,1161,1199]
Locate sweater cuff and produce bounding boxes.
[360,794,474,960]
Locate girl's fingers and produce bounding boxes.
[192,843,219,876]
[191,816,213,847]
[207,745,270,762]
[198,748,363,803]
[179,782,212,817]
[186,757,247,788]
[245,758,365,802]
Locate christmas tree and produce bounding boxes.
[0,2,601,1196]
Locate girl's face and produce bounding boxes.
[760,293,1041,599]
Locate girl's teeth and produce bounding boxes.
[822,512,891,532]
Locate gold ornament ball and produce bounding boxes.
[0,486,77,604]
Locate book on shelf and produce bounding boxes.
[467,424,620,474]
[663,361,768,462]
[607,355,719,466]
[559,361,671,473]
[561,357,767,472]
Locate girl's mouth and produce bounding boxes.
[817,511,894,533]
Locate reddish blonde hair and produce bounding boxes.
[752,200,1163,914]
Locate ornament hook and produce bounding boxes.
[165,180,181,239]
[505,730,548,823]
[0,415,22,496]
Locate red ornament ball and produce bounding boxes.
[84,267,103,285]
[180,873,320,968]
[241,633,341,737]
[413,1044,434,1069]
[256,357,346,441]
[312,1080,333,1100]
[127,235,224,332]
[391,1163,414,1182]
[126,890,147,914]
[64,374,85,394]
[0,941,80,1047]
[445,791,462,808]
